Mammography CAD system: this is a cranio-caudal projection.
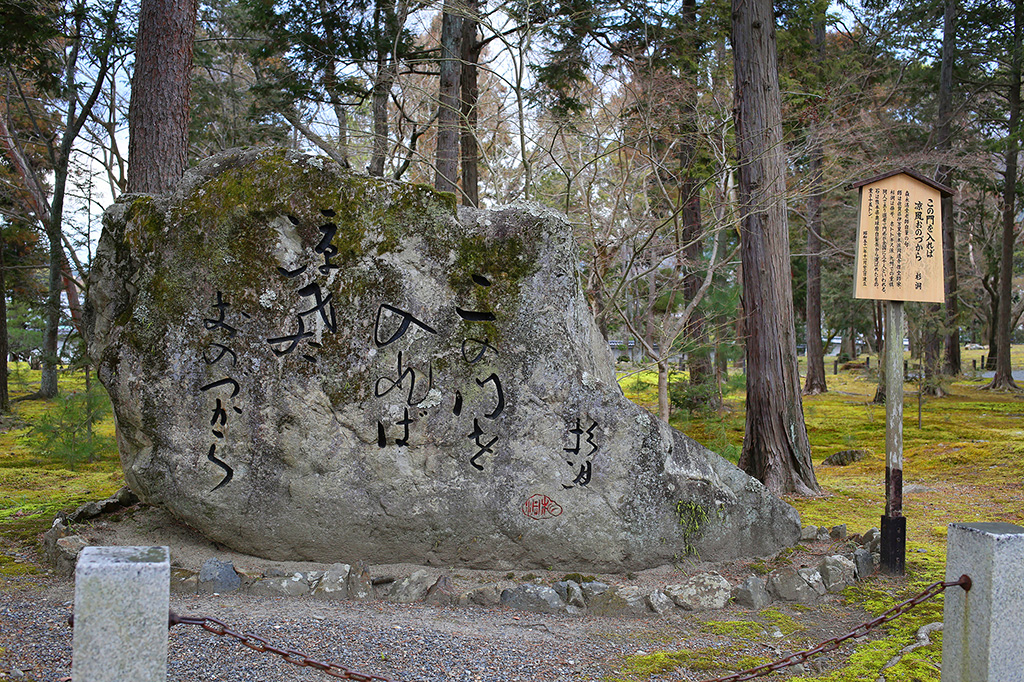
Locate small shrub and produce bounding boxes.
[21,386,114,469]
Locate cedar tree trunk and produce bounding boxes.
[731,0,820,495]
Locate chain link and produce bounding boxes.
[168,612,401,682]
[697,574,971,682]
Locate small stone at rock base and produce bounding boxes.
[387,570,434,603]
[170,568,198,594]
[797,567,827,596]
[311,563,351,600]
[460,585,501,607]
[853,548,874,580]
[821,449,866,466]
[500,584,566,614]
[54,536,89,578]
[42,521,71,571]
[830,524,847,540]
[424,575,457,606]
[554,581,586,608]
[588,586,648,616]
[347,561,375,601]
[198,558,241,594]
[580,581,610,603]
[663,572,732,610]
[819,555,856,592]
[768,567,818,604]
[732,575,771,609]
[250,573,311,598]
[800,525,818,542]
[645,590,675,615]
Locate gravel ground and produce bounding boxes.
[0,574,713,682]
[1,570,878,682]
[0,507,884,681]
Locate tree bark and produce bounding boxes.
[459,1,481,207]
[681,180,717,408]
[803,140,827,394]
[803,12,827,396]
[732,0,819,495]
[988,0,1021,390]
[0,240,8,412]
[435,0,463,195]
[938,0,960,376]
[128,0,198,193]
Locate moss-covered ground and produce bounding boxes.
[612,345,1024,681]
[0,364,122,577]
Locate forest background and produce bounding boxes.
[0,0,1022,494]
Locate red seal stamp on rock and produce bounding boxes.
[522,494,563,519]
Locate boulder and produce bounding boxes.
[500,585,565,614]
[663,572,732,610]
[86,147,800,570]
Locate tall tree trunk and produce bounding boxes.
[938,0,960,376]
[803,139,827,394]
[128,0,198,193]
[459,1,481,207]
[731,0,819,495]
[435,0,463,194]
[803,12,827,395]
[681,179,716,408]
[0,240,8,412]
[988,0,1021,390]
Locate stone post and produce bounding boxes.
[942,523,1024,681]
[73,546,170,682]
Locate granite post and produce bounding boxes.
[72,546,170,682]
[941,523,1024,682]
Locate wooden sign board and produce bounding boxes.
[853,171,946,303]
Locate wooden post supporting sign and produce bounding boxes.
[852,168,952,575]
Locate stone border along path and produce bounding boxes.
[41,489,883,619]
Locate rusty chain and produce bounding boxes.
[697,574,972,682]
[129,574,970,682]
[168,612,401,681]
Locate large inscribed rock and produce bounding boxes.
[86,148,799,570]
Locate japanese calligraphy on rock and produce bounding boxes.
[86,148,799,570]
